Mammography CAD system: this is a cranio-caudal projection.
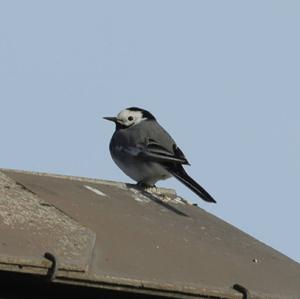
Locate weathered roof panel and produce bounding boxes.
[0,170,96,274]
[1,169,300,299]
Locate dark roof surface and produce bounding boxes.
[0,168,299,299]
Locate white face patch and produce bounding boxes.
[116,109,146,127]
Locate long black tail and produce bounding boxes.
[167,165,216,203]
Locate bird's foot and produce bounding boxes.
[137,181,155,188]
[136,182,158,194]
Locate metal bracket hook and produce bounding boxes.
[44,252,59,281]
[233,284,250,299]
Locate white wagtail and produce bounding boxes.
[104,107,216,203]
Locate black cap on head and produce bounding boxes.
[127,107,156,120]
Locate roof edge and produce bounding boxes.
[0,168,177,196]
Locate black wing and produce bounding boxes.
[137,138,190,165]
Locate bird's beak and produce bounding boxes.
[103,116,117,123]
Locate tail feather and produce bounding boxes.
[168,165,216,203]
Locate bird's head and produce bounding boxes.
[103,107,156,129]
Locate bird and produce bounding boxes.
[103,107,216,203]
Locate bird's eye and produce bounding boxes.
[128,116,134,121]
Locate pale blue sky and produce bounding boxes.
[1,1,299,262]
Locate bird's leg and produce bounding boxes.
[137,181,158,193]
[136,181,147,188]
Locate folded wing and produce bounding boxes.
[137,138,190,165]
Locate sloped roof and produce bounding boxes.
[0,168,299,299]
